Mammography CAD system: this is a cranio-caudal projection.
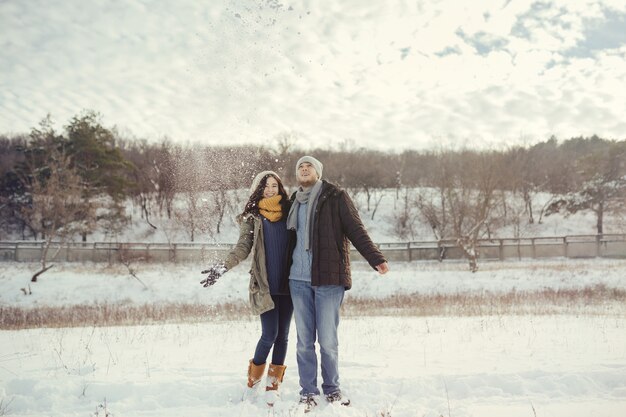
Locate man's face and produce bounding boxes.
[297,162,318,187]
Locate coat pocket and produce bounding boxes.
[248,269,260,294]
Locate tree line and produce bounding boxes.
[1,111,625,272]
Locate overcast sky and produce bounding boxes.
[1,0,625,150]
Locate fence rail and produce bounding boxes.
[1,234,625,264]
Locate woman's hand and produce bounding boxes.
[200,263,228,287]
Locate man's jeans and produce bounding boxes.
[289,279,345,396]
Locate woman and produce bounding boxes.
[200,171,293,405]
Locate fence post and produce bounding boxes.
[531,238,536,259]
[499,239,504,261]
[596,234,602,258]
[407,242,412,262]
[563,237,568,258]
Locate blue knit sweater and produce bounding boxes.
[262,216,289,294]
[289,203,313,282]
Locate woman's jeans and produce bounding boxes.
[252,294,294,366]
[289,279,345,396]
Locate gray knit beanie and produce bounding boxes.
[295,156,323,180]
[249,170,281,193]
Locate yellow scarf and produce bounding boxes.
[258,195,283,222]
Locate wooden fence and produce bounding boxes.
[1,234,625,264]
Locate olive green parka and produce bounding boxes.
[223,213,288,315]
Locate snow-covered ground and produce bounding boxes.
[2,315,625,417]
[1,259,626,416]
[1,259,626,309]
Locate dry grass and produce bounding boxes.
[343,284,626,317]
[1,285,624,330]
[0,302,253,330]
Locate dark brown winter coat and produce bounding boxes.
[282,181,386,290]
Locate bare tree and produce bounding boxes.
[122,138,164,230]
[175,190,210,242]
[416,150,503,272]
[391,187,419,240]
[210,188,230,235]
[171,146,193,240]
[331,148,389,217]
[20,146,96,282]
[501,145,557,227]
[272,131,301,180]
[171,146,215,241]
[451,151,503,271]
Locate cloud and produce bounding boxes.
[0,0,624,151]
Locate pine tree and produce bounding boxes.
[64,111,135,240]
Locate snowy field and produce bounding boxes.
[2,314,625,417]
[1,259,626,416]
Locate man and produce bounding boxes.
[285,155,389,412]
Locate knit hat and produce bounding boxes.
[295,156,323,180]
[249,170,281,193]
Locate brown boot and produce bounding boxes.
[247,360,266,388]
[265,363,286,406]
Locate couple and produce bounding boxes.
[200,156,389,412]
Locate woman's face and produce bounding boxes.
[263,176,279,198]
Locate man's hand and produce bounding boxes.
[200,263,228,287]
[375,262,389,275]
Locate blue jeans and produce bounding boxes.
[252,294,294,366]
[289,279,345,396]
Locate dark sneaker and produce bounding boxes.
[325,391,351,406]
[299,394,320,413]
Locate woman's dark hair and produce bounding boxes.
[242,174,289,217]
